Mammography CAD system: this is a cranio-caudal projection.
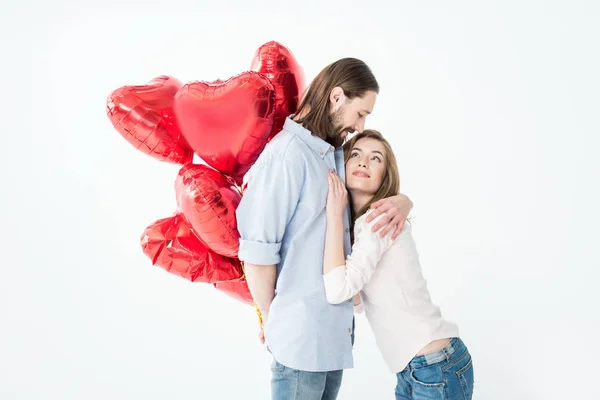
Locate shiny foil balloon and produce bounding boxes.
[175,164,241,258]
[107,75,193,164]
[173,72,276,185]
[214,279,254,305]
[140,214,243,283]
[251,41,305,140]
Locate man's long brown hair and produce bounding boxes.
[343,130,400,228]
[294,58,379,141]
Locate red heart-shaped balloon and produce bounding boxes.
[213,279,254,305]
[175,164,241,258]
[107,75,193,164]
[251,41,305,140]
[173,72,276,185]
[140,214,242,283]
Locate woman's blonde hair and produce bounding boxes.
[343,129,400,225]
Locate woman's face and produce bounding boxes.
[345,137,387,197]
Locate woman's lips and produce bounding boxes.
[352,171,370,178]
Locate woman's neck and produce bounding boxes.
[351,191,374,215]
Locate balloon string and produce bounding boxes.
[254,302,264,330]
[240,261,263,330]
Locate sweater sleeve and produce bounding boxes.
[323,212,394,304]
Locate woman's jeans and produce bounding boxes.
[395,338,474,400]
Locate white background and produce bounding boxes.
[2,0,599,399]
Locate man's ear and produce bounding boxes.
[330,87,346,110]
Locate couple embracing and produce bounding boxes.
[236,58,474,400]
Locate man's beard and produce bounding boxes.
[326,108,352,148]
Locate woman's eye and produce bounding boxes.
[358,113,364,118]
[351,152,359,157]
[372,156,381,162]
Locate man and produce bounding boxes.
[236,58,413,400]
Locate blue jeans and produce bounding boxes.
[395,338,474,400]
[271,359,343,400]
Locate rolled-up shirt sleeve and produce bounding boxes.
[236,151,303,265]
[323,213,394,303]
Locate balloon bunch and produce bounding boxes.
[106,41,304,305]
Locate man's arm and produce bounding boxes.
[236,151,303,322]
[244,263,276,321]
[366,193,413,239]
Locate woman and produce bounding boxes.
[323,130,474,400]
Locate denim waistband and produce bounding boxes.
[409,338,465,368]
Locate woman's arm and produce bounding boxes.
[323,171,347,275]
[323,172,394,304]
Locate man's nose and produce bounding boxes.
[355,121,365,133]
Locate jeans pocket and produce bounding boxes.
[271,359,285,373]
[456,357,474,400]
[410,364,445,388]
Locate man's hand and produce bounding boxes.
[365,194,413,240]
[258,313,268,344]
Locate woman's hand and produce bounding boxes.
[326,170,348,219]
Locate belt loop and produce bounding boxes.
[442,346,451,361]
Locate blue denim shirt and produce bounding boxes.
[236,117,354,372]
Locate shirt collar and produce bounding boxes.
[283,116,335,159]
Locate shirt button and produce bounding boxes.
[330,147,334,152]
[345,228,349,233]
[348,328,352,334]
[319,151,324,155]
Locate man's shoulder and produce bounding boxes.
[260,130,310,163]
[243,131,308,187]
